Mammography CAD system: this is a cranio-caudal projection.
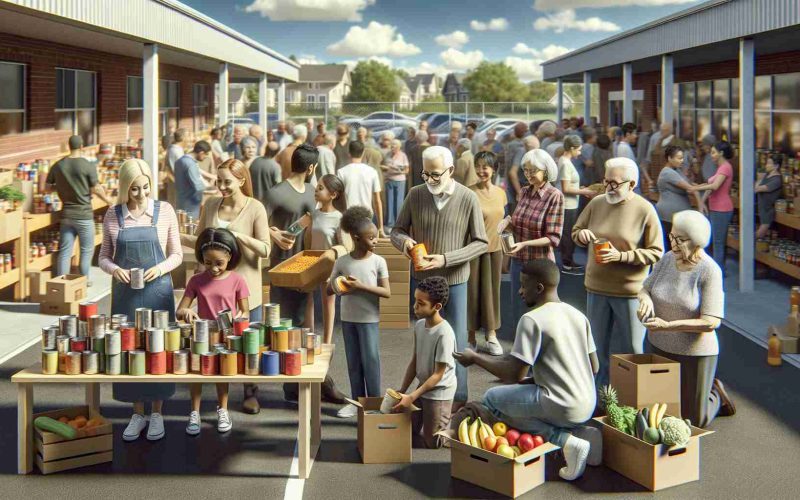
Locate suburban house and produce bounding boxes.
[442,73,469,102]
[228,85,250,117]
[405,73,441,104]
[286,64,351,108]
[396,75,413,109]
[548,91,575,110]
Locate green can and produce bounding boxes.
[243,328,260,354]
[192,340,209,355]
[280,318,293,328]
[129,350,146,376]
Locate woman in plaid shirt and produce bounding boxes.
[498,149,564,323]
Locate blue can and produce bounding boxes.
[261,351,279,376]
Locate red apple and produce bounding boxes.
[506,429,521,446]
[483,436,497,452]
[532,435,545,448]
[518,433,535,453]
[493,436,508,452]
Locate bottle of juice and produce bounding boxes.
[767,331,782,366]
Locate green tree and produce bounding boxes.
[345,60,400,102]
[463,62,527,102]
[525,81,556,102]
[394,68,411,80]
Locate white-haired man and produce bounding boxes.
[226,125,246,160]
[572,157,664,387]
[391,145,489,412]
[440,121,463,156]
[316,133,337,178]
[453,138,478,187]
[276,124,308,181]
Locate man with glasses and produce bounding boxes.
[391,146,489,412]
[571,157,664,387]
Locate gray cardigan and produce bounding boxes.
[391,183,488,285]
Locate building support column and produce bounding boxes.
[583,72,592,125]
[661,54,674,127]
[218,63,229,126]
[278,79,286,122]
[738,38,755,292]
[259,73,269,132]
[622,62,633,124]
[142,43,159,197]
[556,78,564,124]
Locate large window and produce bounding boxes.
[0,62,25,137]
[668,78,739,145]
[127,77,181,140]
[307,94,316,104]
[56,68,96,145]
[192,84,208,134]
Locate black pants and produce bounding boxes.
[661,220,672,251]
[559,208,578,267]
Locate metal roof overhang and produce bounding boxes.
[0,0,299,82]
[542,0,800,82]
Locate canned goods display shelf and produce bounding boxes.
[775,211,800,231]
[728,236,800,280]
[0,268,21,290]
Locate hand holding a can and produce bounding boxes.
[597,241,622,263]
[418,253,445,270]
[576,229,597,246]
[113,267,131,284]
[496,216,511,235]
[143,265,162,282]
[270,226,296,251]
[403,238,418,258]
[391,392,415,413]
[177,307,199,323]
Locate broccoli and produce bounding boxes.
[659,416,692,447]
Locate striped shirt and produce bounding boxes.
[99,199,183,276]
[510,183,564,262]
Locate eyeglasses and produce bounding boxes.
[421,167,452,182]
[668,233,690,245]
[603,179,628,191]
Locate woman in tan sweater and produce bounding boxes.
[181,158,271,413]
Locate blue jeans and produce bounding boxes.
[385,180,406,228]
[586,291,645,387]
[57,218,95,277]
[411,278,468,402]
[709,210,732,275]
[484,384,574,448]
[342,321,382,399]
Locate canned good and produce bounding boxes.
[130,268,145,289]
[594,239,611,264]
[500,232,516,254]
[410,243,428,271]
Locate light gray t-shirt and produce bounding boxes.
[643,252,724,356]
[557,156,580,210]
[655,167,692,223]
[310,209,342,251]
[413,319,457,401]
[512,302,597,423]
[330,253,389,323]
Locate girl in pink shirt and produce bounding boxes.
[177,228,249,436]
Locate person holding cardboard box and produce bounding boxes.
[454,259,601,481]
[394,276,457,448]
[637,210,735,428]
[571,156,664,387]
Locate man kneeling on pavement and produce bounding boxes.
[453,259,602,481]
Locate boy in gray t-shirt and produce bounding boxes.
[395,277,456,449]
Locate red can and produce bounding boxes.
[148,351,167,375]
[282,350,301,376]
[233,317,249,336]
[166,351,174,373]
[69,337,87,352]
[201,352,218,375]
[79,302,98,322]
[237,352,245,374]
[120,324,137,351]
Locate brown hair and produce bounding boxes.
[217,159,253,198]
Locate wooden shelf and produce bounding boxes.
[27,253,54,272]
[0,268,21,290]
[727,236,800,280]
[24,198,110,232]
[775,211,800,231]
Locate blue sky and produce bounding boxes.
[184,0,701,80]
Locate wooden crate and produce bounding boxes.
[380,320,412,330]
[34,406,113,474]
[383,254,410,272]
[388,270,411,284]
[268,250,333,291]
[0,208,23,243]
[381,293,409,308]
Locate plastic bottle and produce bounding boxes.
[767,331,782,366]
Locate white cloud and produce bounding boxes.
[296,54,324,65]
[400,62,449,78]
[243,0,375,22]
[435,30,469,49]
[343,56,394,71]
[533,0,696,11]
[440,48,484,71]
[506,44,572,81]
[470,18,509,31]
[533,9,620,33]
[327,21,422,57]
[512,43,571,60]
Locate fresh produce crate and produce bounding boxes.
[0,207,23,243]
[595,416,712,491]
[348,397,418,464]
[610,354,681,418]
[33,406,113,474]
[268,250,333,292]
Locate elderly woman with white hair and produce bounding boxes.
[498,149,564,325]
[99,159,182,442]
[572,157,664,386]
[638,210,735,427]
[240,136,259,170]
[381,138,409,228]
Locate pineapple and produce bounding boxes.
[598,385,637,435]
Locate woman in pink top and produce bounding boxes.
[99,159,183,442]
[688,141,734,274]
[381,139,409,228]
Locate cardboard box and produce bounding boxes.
[769,324,800,354]
[785,313,799,338]
[380,321,412,330]
[440,430,559,498]
[388,270,411,284]
[596,416,712,491]
[33,405,113,474]
[348,397,418,464]
[375,239,403,256]
[45,274,87,303]
[12,179,34,212]
[383,254,410,271]
[268,250,333,292]
[380,293,410,308]
[610,354,681,417]
[40,300,80,316]
[0,207,23,243]
[27,270,51,301]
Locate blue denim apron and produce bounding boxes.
[111,201,176,403]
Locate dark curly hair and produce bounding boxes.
[664,144,683,161]
[340,205,374,235]
[417,276,450,307]
[195,227,241,270]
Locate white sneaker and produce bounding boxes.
[572,425,602,466]
[123,414,147,442]
[336,403,358,418]
[217,407,232,433]
[146,412,165,441]
[186,411,201,436]
[479,338,504,356]
[559,435,590,481]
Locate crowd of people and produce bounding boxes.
[45,111,741,480]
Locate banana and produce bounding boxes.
[478,420,489,449]
[649,403,659,429]
[458,417,471,444]
[468,417,480,447]
[482,421,496,440]
[655,403,668,427]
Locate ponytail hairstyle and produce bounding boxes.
[195,227,241,270]
[340,205,374,236]
[319,174,347,213]
[217,158,254,198]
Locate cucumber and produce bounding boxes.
[34,416,77,440]
[641,407,649,424]
[636,413,648,440]
[643,427,660,445]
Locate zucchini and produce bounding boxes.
[34,416,77,440]
[643,427,660,445]
[641,407,649,425]
[636,412,648,440]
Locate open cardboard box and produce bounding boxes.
[595,415,712,491]
[610,353,681,417]
[346,397,419,464]
[438,429,559,498]
[268,250,333,292]
[45,274,87,303]
[33,405,113,474]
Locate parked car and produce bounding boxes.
[359,118,417,131]
[362,111,415,122]
[371,126,410,144]
[414,112,437,123]
[244,112,280,125]
[474,118,523,144]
